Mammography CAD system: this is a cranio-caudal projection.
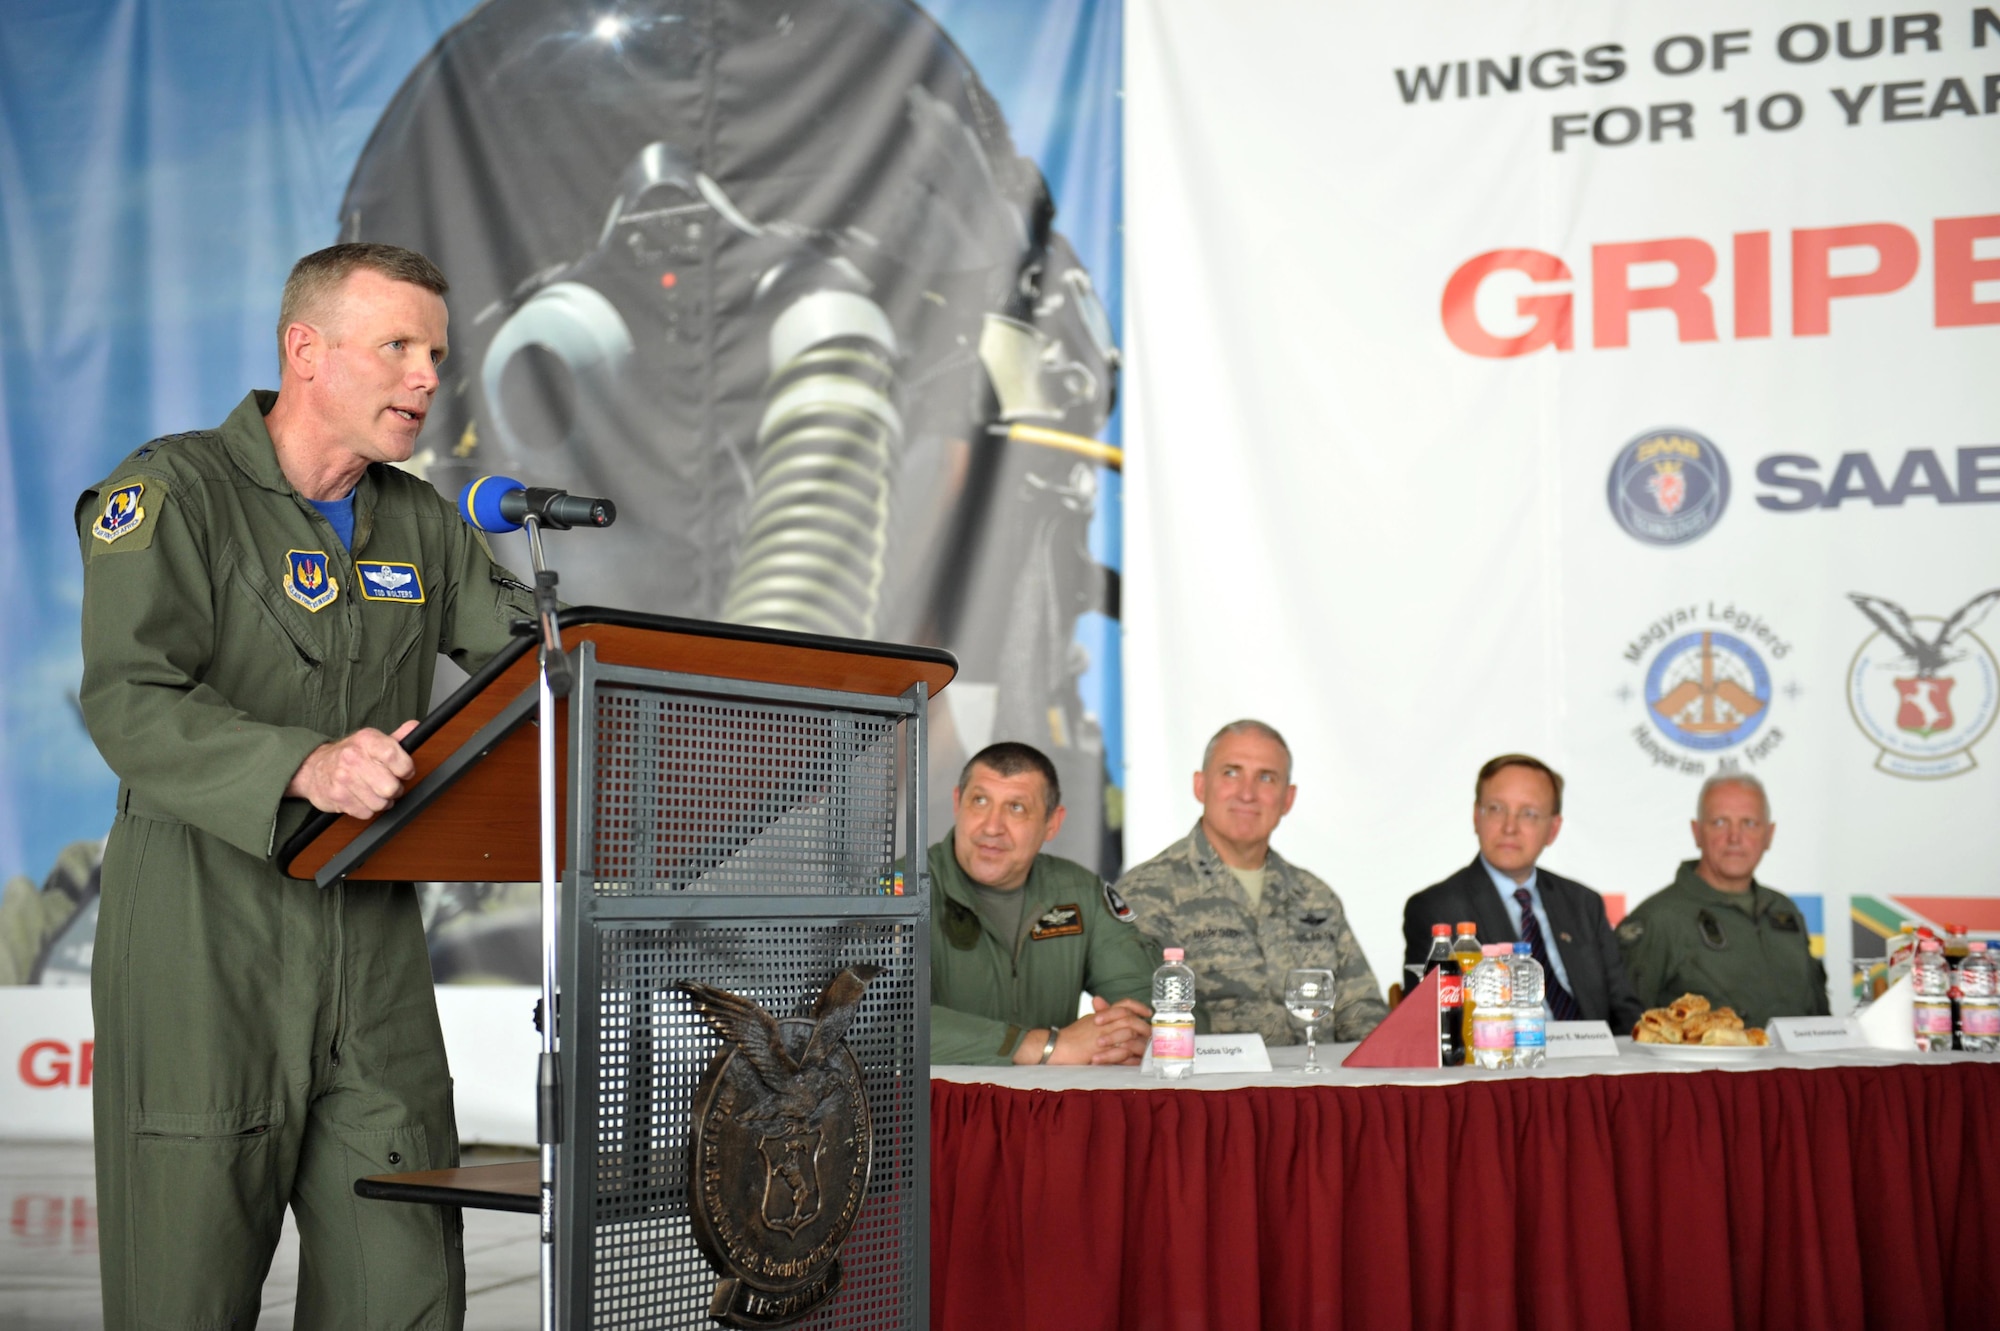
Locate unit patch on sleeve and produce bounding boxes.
[1029,904,1084,941]
[91,482,148,545]
[356,561,425,603]
[283,550,339,612]
[1103,881,1136,923]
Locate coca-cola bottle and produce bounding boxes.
[1423,923,1466,1066]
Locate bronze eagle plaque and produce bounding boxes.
[679,965,880,1328]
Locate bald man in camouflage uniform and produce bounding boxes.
[1114,721,1386,1044]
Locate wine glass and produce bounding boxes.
[1285,968,1335,1075]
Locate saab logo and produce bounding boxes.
[357,561,424,603]
[1757,446,2000,510]
[283,550,338,612]
[91,483,145,543]
[1847,589,2000,778]
[1623,606,1792,777]
[1608,429,1729,545]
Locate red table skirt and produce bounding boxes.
[931,1065,2000,1331]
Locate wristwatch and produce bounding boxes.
[1037,1029,1058,1064]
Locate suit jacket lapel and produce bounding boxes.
[1461,857,1518,946]
[1535,871,1598,1004]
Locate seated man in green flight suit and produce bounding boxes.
[929,741,1159,1065]
[1617,772,1830,1028]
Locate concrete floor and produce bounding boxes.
[0,1142,541,1330]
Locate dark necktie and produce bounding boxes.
[1514,887,1582,1021]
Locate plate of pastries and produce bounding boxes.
[1630,994,1772,1060]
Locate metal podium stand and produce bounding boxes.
[282,609,954,1330]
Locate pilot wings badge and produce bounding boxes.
[356,560,425,603]
[679,965,881,1328]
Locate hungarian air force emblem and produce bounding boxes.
[284,550,339,612]
[92,483,146,544]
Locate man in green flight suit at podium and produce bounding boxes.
[76,244,536,1330]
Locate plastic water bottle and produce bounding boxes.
[1510,942,1546,1068]
[1151,948,1197,1079]
[1467,943,1515,1069]
[1955,941,1999,1053]
[1912,938,1953,1052]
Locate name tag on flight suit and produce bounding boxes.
[1030,904,1084,940]
[356,561,425,603]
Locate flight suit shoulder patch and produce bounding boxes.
[1103,881,1136,923]
[88,477,164,552]
[1617,917,1645,944]
[1029,903,1084,940]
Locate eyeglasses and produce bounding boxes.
[1477,802,1548,827]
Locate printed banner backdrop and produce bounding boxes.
[0,0,1120,1137]
[1125,0,1998,1015]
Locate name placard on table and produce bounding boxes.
[1141,1033,1273,1075]
[1544,1020,1619,1060]
[1766,1016,1865,1051]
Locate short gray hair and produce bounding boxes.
[277,242,447,367]
[1200,719,1292,779]
[1696,772,1770,821]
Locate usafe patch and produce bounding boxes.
[284,550,339,612]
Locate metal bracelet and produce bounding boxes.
[1038,1029,1058,1065]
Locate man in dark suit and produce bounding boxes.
[1402,754,1644,1032]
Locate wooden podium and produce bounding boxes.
[282,608,953,1330]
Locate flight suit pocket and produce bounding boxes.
[218,547,326,713]
[126,1101,287,1330]
[339,1122,462,1328]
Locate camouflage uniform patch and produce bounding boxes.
[1113,822,1387,1045]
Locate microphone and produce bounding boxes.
[458,475,617,533]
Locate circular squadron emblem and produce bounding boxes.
[679,966,880,1329]
[1607,429,1730,546]
[1646,630,1771,750]
[1846,590,2000,779]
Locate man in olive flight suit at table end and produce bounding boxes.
[1617,772,1830,1027]
[929,742,1160,1066]
[77,244,535,1330]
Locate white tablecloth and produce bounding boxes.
[930,1036,1990,1091]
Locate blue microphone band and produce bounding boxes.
[460,474,527,533]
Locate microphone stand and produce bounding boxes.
[524,513,565,1331]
